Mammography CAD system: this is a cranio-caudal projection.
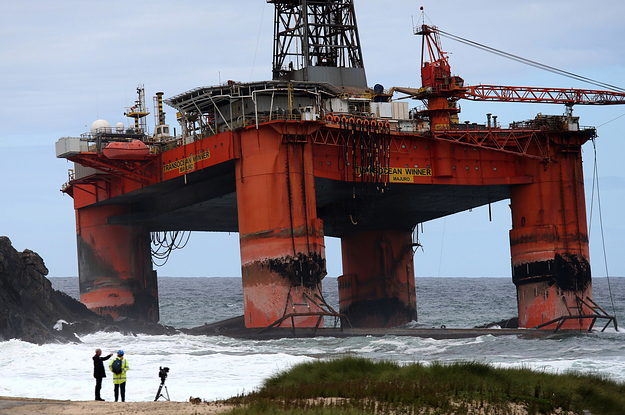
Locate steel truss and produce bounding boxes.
[432,129,549,160]
[270,0,364,79]
[311,125,553,160]
[261,289,350,335]
[533,296,618,333]
[464,85,625,105]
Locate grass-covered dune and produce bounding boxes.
[225,356,625,415]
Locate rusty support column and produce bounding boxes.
[510,149,592,329]
[338,230,417,328]
[236,124,326,328]
[77,205,159,322]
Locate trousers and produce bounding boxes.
[114,382,126,402]
[95,377,103,400]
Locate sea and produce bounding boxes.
[1,276,623,403]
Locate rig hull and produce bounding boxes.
[59,82,600,331]
[56,0,620,332]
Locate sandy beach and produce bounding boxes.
[0,397,232,415]
[0,396,588,415]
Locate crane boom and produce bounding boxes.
[463,85,625,105]
[401,20,625,130]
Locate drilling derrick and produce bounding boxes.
[270,0,367,87]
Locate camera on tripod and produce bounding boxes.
[159,366,169,382]
[155,367,171,401]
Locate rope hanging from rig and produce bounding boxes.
[435,28,625,93]
[588,138,618,320]
[335,120,392,227]
[151,231,191,267]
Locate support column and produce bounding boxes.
[510,150,592,329]
[236,124,326,328]
[338,230,417,328]
[77,205,159,322]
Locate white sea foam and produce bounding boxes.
[0,333,313,402]
[495,357,625,383]
[2,329,625,402]
[10,277,621,402]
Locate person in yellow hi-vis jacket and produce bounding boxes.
[109,350,129,402]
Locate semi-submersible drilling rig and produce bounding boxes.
[57,1,625,331]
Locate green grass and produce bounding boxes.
[224,356,625,415]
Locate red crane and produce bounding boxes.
[393,24,625,130]
[463,85,625,106]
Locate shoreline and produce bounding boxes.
[0,396,232,414]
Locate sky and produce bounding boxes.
[1,0,624,282]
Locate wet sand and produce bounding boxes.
[0,397,232,415]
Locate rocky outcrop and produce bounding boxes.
[475,317,519,329]
[0,236,177,344]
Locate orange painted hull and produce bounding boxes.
[236,124,327,328]
[76,205,159,322]
[510,145,592,329]
[517,282,593,329]
[339,230,417,328]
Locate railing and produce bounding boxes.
[260,291,351,336]
[533,296,618,333]
[61,169,75,192]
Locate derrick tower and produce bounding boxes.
[270,0,367,87]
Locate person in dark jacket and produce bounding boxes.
[93,349,113,401]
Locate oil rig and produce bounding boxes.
[56,1,624,332]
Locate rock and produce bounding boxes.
[474,317,519,329]
[181,315,245,335]
[0,236,177,344]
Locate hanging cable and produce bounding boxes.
[589,139,618,320]
[435,29,625,93]
[437,218,446,278]
[250,2,267,81]
[151,231,191,267]
[588,139,597,236]
[596,112,625,128]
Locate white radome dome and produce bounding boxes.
[115,122,125,133]
[90,119,111,134]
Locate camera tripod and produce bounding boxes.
[154,379,170,401]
